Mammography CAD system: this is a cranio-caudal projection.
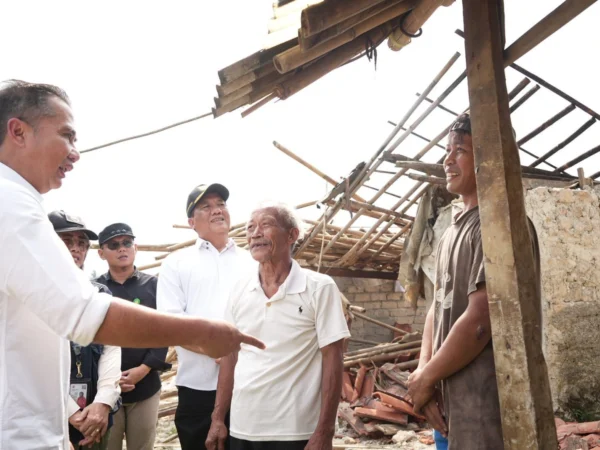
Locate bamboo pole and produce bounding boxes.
[272,141,367,203]
[275,22,392,100]
[407,173,446,185]
[554,144,600,172]
[344,340,422,362]
[321,73,469,265]
[352,311,408,335]
[517,104,576,146]
[344,349,419,368]
[306,63,466,261]
[273,0,323,19]
[388,0,453,51]
[217,39,296,84]
[275,0,417,73]
[300,0,412,50]
[138,261,162,271]
[293,52,460,258]
[530,118,596,168]
[301,0,388,37]
[241,93,277,118]
[503,0,597,67]
[509,84,540,113]
[348,337,382,346]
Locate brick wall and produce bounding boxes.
[332,277,428,349]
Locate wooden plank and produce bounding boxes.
[504,0,597,66]
[462,1,558,449]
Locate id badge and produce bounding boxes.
[70,383,88,409]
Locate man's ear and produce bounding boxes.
[98,248,106,261]
[187,217,194,228]
[289,228,300,245]
[6,118,29,147]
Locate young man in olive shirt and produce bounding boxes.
[407,114,540,450]
[95,223,171,450]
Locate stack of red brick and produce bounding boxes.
[556,418,600,450]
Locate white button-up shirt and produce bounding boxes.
[66,345,122,418]
[226,260,350,441]
[157,238,256,390]
[0,163,112,450]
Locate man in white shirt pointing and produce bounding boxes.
[158,183,256,450]
[0,80,264,450]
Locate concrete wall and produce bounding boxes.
[525,187,600,418]
[333,277,428,349]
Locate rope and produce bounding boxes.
[80,112,212,154]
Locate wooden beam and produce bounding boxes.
[504,0,597,66]
[462,0,557,449]
[303,266,398,280]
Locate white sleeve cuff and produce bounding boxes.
[67,397,80,417]
[93,388,121,409]
[70,292,112,346]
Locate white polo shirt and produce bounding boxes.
[157,238,256,390]
[0,163,111,450]
[226,260,350,441]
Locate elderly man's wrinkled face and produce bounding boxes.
[58,231,89,269]
[444,131,477,198]
[246,207,298,263]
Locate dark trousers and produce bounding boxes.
[230,437,308,450]
[175,387,229,450]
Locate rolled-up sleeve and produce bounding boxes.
[157,255,186,315]
[0,192,110,346]
[142,347,172,372]
[94,345,122,408]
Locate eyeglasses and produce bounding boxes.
[61,237,90,251]
[105,239,134,251]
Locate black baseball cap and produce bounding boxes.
[48,210,98,240]
[186,183,229,218]
[98,223,136,245]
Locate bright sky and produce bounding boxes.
[3,0,599,276]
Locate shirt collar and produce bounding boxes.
[248,260,307,295]
[195,237,236,253]
[104,267,140,282]
[0,162,43,204]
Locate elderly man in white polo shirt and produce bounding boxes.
[0,80,263,450]
[206,203,350,450]
[157,183,256,450]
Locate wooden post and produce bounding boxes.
[462,1,558,449]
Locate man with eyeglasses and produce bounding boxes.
[95,223,171,450]
[49,210,121,450]
[157,184,256,450]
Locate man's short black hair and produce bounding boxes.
[0,80,71,145]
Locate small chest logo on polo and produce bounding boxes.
[133,298,141,305]
[298,306,303,314]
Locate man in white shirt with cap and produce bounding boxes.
[158,183,256,450]
[0,80,263,450]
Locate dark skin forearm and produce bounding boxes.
[422,286,491,385]
[211,352,238,423]
[408,286,491,414]
[418,304,435,369]
[315,340,344,435]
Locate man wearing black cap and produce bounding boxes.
[49,211,121,450]
[406,114,541,450]
[95,224,171,450]
[158,184,256,450]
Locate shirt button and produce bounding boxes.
[266,302,272,307]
